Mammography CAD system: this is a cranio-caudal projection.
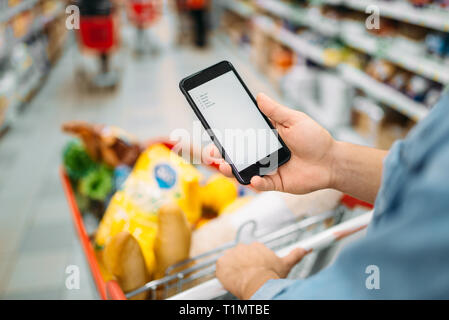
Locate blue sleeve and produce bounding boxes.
[251,90,449,299]
[250,279,298,300]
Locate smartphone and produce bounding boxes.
[179,61,291,185]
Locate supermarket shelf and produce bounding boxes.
[318,0,449,32]
[253,15,429,121]
[338,63,429,121]
[0,0,39,23]
[341,31,449,84]
[254,0,449,84]
[220,0,255,18]
[256,0,305,25]
[257,0,339,37]
[335,126,373,147]
[2,69,45,128]
[0,2,64,61]
[253,16,333,66]
[344,0,449,32]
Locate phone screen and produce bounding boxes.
[188,70,283,172]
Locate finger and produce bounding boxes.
[209,143,222,159]
[219,162,233,177]
[250,175,276,192]
[257,93,296,127]
[202,143,222,165]
[281,248,308,271]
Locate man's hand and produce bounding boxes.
[216,242,307,300]
[205,93,336,195]
[205,93,387,203]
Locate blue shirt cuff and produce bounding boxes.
[250,279,298,300]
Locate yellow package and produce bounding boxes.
[200,174,238,214]
[95,144,202,275]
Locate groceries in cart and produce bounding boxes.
[61,121,344,299]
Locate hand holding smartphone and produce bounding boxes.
[179,61,291,185]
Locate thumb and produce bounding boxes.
[280,248,308,274]
[257,93,296,127]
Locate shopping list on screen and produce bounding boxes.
[189,71,282,171]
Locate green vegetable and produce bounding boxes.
[63,140,96,180]
[79,165,114,201]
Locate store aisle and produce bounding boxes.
[0,15,280,299]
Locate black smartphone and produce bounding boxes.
[179,61,291,185]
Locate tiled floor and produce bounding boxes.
[0,14,280,299]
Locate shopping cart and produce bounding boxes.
[75,0,121,90]
[60,139,373,300]
[126,0,162,54]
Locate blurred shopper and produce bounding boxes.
[126,0,162,54]
[75,0,121,88]
[211,92,449,299]
[186,0,210,47]
[173,0,191,45]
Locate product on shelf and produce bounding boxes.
[281,64,318,108]
[352,97,385,145]
[0,68,17,128]
[366,59,397,83]
[408,0,434,7]
[405,74,432,102]
[11,7,34,39]
[342,49,369,69]
[387,70,412,92]
[424,85,444,108]
[352,96,416,149]
[425,31,449,60]
[318,70,353,127]
[395,23,428,56]
[378,110,415,150]
[250,25,276,73]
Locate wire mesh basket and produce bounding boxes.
[126,206,369,300]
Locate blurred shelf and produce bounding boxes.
[334,126,373,147]
[3,69,44,127]
[0,2,64,61]
[345,0,449,32]
[296,97,341,130]
[254,16,332,66]
[338,63,429,121]
[223,1,440,121]
[257,0,340,37]
[255,0,449,84]
[0,0,39,23]
[256,0,306,25]
[319,0,449,32]
[341,31,449,84]
[254,15,428,121]
[220,0,255,18]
